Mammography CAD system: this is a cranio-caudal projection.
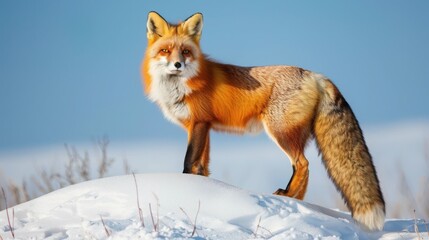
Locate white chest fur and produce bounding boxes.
[148,74,192,125]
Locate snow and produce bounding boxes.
[2,121,428,213]
[1,173,428,239]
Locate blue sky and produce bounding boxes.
[1,1,428,150]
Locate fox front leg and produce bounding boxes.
[183,122,211,176]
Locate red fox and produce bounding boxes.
[141,11,385,231]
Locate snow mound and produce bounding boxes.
[0,174,427,239]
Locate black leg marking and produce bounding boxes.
[285,165,296,192]
[183,122,210,174]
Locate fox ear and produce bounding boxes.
[147,11,169,39]
[182,13,203,39]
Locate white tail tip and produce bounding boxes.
[353,203,385,231]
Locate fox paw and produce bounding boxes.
[273,188,288,196]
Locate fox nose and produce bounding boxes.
[174,62,182,69]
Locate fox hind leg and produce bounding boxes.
[275,155,310,200]
[264,73,320,199]
[263,88,318,199]
[268,124,311,200]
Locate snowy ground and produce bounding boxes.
[1,120,428,219]
[1,173,428,240]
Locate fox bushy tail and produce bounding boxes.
[313,79,385,231]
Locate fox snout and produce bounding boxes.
[170,62,186,75]
[165,60,185,75]
[150,51,199,78]
[170,60,183,71]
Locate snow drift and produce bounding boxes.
[0,173,427,239]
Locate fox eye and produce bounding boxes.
[182,49,191,55]
[160,49,170,54]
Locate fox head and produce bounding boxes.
[144,12,203,80]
